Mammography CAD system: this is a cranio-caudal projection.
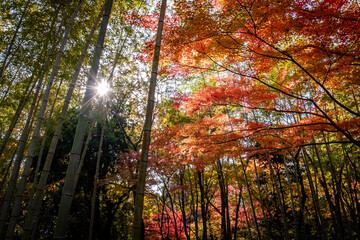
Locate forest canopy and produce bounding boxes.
[0,0,359,239]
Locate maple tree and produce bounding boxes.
[144,0,360,239]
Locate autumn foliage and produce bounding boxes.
[139,0,360,239]
[1,0,360,239]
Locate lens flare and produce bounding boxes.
[96,81,109,96]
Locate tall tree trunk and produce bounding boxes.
[0,0,31,81]
[29,78,64,200]
[0,8,60,174]
[0,146,18,194]
[233,159,253,239]
[283,155,300,240]
[217,160,227,240]
[292,152,306,238]
[132,0,166,239]
[217,160,231,240]
[4,2,82,238]
[0,67,45,239]
[267,154,289,240]
[0,102,39,239]
[240,157,261,240]
[198,171,207,240]
[233,190,242,240]
[73,119,96,195]
[0,68,21,105]
[187,166,199,240]
[341,145,360,236]
[89,120,105,240]
[53,0,112,238]
[242,196,253,240]
[158,187,166,239]
[300,148,326,240]
[20,5,102,235]
[322,132,344,239]
[311,140,337,231]
[164,181,180,240]
[180,170,190,240]
[0,79,36,161]
[344,157,360,237]
[253,159,270,239]
[223,161,231,240]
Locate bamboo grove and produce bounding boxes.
[0,0,360,239]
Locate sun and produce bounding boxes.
[96,80,110,96]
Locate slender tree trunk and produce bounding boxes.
[132,0,166,239]
[53,0,112,238]
[0,67,46,238]
[21,7,103,237]
[29,78,64,200]
[344,158,360,237]
[0,91,30,180]
[225,186,231,240]
[164,181,180,240]
[0,0,31,81]
[349,155,360,237]
[233,190,241,240]
[253,159,270,239]
[0,6,60,235]
[0,91,39,238]
[277,162,292,237]
[293,152,306,237]
[341,144,360,236]
[283,155,300,240]
[217,160,231,240]
[180,170,190,240]
[217,160,227,240]
[267,154,289,240]
[73,119,96,195]
[0,79,36,160]
[322,132,344,239]
[300,148,326,240]
[311,140,337,227]
[26,121,96,240]
[198,171,207,240]
[242,196,253,240]
[187,165,199,240]
[89,120,105,240]
[159,188,166,239]
[0,68,21,105]
[107,31,129,83]
[4,3,82,238]
[240,157,261,240]
[233,159,253,239]
[0,146,19,193]
[0,6,60,162]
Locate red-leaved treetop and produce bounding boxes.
[149,0,360,154]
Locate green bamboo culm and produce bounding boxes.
[53,0,113,238]
[132,1,167,239]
